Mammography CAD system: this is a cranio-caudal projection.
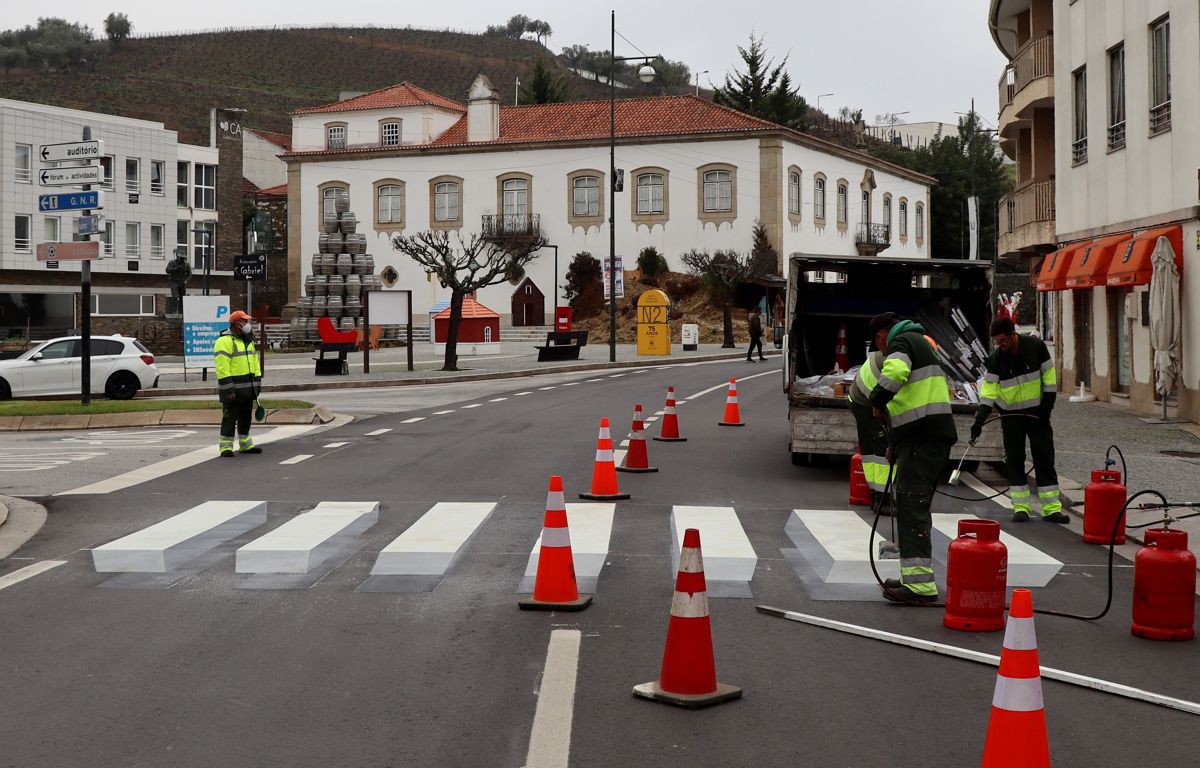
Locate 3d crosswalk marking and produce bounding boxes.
[236,502,379,574]
[670,506,757,585]
[789,509,899,583]
[930,514,1062,587]
[369,502,496,576]
[92,501,267,572]
[521,503,615,592]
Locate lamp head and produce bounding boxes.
[638,64,656,84]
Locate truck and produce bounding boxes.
[782,253,1004,465]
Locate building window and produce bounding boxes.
[125,158,140,193]
[176,220,189,257]
[861,190,871,225]
[1105,44,1126,151]
[1072,66,1088,164]
[91,294,156,316]
[376,182,403,226]
[193,221,215,270]
[14,144,32,183]
[100,156,114,190]
[637,173,664,214]
[702,170,732,212]
[836,182,848,225]
[915,203,925,241]
[14,215,31,252]
[788,170,800,216]
[380,121,401,146]
[150,160,165,195]
[321,185,347,219]
[104,221,115,256]
[899,199,908,239]
[1149,16,1171,135]
[150,224,165,259]
[326,124,347,150]
[177,161,189,207]
[882,195,892,239]
[814,176,826,220]
[125,222,140,258]
[502,178,529,216]
[429,176,463,229]
[573,175,599,217]
[44,216,60,243]
[194,164,216,210]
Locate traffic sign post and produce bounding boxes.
[39,190,103,212]
[235,254,267,315]
[39,166,102,187]
[36,241,99,261]
[75,215,104,237]
[39,140,102,163]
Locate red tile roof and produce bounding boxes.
[433,297,499,320]
[247,128,292,151]
[257,183,288,197]
[241,177,259,196]
[293,82,466,115]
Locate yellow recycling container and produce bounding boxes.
[636,289,671,356]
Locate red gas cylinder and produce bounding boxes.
[849,451,871,506]
[1083,469,1127,544]
[944,519,1008,632]
[1132,528,1196,641]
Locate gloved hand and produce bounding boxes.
[969,422,983,444]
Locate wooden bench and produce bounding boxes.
[314,317,355,375]
[535,330,589,362]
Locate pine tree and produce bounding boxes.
[714,35,808,129]
[749,220,780,277]
[520,57,568,104]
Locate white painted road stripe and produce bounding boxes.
[791,509,898,583]
[92,501,267,572]
[401,417,426,424]
[684,367,779,400]
[523,503,616,591]
[961,473,1013,509]
[433,410,455,415]
[562,382,579,387]
[515,391,533,396]
[490,397,508,402]
[462,404,483,409]
[365,428,392,436]
[370,502,497,576]
[524,629,582,768]
[538,386,556,391]
[609,374,625,378]
[0,560,66,591]
[645,416,659,422]
[323,442,349,449]
[671,506,757,584]
[280,454,313,465]
[237,501,379,574]
[931,514,1062,587]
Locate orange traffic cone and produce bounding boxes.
[718,377,745,426]
[834,322,850,373]
[633,528,742,709]
[618,404,658,473]
[580,418,631,500]
[849,448,872,506]
[981,588,1051,767]
[653,386,687,442]
[520,475,593,611]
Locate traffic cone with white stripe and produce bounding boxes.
[618,404,658,473]
[653,386,687,442]
[580,418,631,500]
[981,588,1051,767]
[834,322,850,373]
[718,377,745,426]
[520,475,592,611]
[634,528,742,708]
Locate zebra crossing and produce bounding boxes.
[84,501,1065,600]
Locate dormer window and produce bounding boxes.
[381,121,401,147]
[326,124,347,150]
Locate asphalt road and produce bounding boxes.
[1,359,1198,767]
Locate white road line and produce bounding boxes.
[961,473,1013,509]
[586,378,603,383]
[323,442,349,449]
[631,369,648,373]
[524,629,582,768]
[279,454,313,465]
[365,428,392,436]
[653,410,665,416]
[619,439,630,447]
[433,410,455,415]
[538,386,557,391]
[515,391,533,396]
[562,382,579,387]
[609,374,625,378]
[684,367,779,400]
[462,403,483,409]
[401,417,426,424]
[490,397,509,402]
[0,560,66,591]
[645,416,659,423]
[671,506,757,584]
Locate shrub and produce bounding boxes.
[563,251,604,319]
[637,246,669,278]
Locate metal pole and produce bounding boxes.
[363,289,370,374]
[551,244,559,315]
[608,10,617,362]
[80,126,93,405]
[203,229,211,296]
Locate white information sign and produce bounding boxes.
[365,290,412,325]
[681,323,699,350]
[602,256,625,300]
[183,295,231,369]
[40,165,103,186]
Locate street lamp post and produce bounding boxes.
[817,93,834,112]
[608,10,658,362]
[545,244,559,320]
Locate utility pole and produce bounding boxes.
[79,126,93,405]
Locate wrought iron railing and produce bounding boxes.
[855,223,891,246]
[1150,102,1172,135]
[1072,137,1088,165]
[1107,121,1126,151]
[482,213,541,240]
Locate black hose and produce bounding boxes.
[1106,444,1129,485]
[933,412,1038,501]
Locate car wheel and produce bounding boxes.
[0,378,10,401]
[104,371,140,400]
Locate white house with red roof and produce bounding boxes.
[282,75,936,325]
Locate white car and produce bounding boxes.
[0,335,160,400]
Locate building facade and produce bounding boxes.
[1041,0,1198,421]
[282,77,935,325]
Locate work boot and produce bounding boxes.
[880,578,937,605]
[1042,511,1070,524]
[1011,510,1031,523]
[221,449,235,458]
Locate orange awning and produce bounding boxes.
[1065,233,1133,289]
[1106,225,1183,287]
[1036,242,1085,292]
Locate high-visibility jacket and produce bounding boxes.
[848,351,884,407]
[869,320,957,445]
[978,334,1056,413]
[214,329,261,402]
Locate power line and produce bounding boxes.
[613,28,649,58]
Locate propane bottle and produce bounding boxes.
[944,519,1008,632]
[849,449,871,507]
[1083,469,1127,544]
[1132,528,1196,641]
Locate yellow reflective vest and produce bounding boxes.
[214,330,261,402]
[979,335,1056,412]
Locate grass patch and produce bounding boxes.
[0,399,313,417]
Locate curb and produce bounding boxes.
[0,407,333,432]
[140,351,775,397]
[0,496,47,560]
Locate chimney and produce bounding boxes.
[466,74,500,143]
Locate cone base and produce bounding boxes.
[1132,623,1195,641]
[718,421,745,427]
[579,492,631,500]
[632,681,742,709]
[653,436,687,442]
[519,594,593,612]
[617,465,659,473]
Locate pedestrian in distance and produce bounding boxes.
[971,316,1067,524]
[867,313,957,605]
[214,310,263,458]
[746,308,766,362]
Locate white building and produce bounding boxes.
[1037,0,1198,421]
[244,129,290,190]
[0,98,221,337]
[283,77,935,324]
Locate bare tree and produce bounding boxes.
[393,230,547,371]
[681,249,758,348]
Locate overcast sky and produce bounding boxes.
[8,0,1005,127]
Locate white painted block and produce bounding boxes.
[931,514,1063,588]
[92,501,267,572]
[792,509,899,583]
[370,502,496,576]
[670,506,757,583]
[236,501,379,574]
[523,503,616,586]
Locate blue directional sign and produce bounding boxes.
[38,191,102,213]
